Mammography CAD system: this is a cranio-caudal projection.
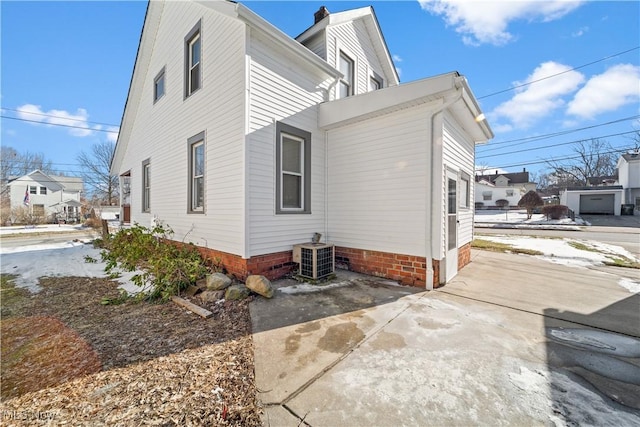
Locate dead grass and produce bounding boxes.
[472,238,544,256]
[0,276,261,426]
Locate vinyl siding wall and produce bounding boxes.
[300,33,326,60]
[326,20,388,97]
[118,3,247,255]
[246,30,333,256]
[443,113,476,247]
[327,103,430,256]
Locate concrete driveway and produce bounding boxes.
[250,250,640,426]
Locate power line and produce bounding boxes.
[0,115,119,134]
[477,115,640,152]
[477,130,638,160]
[483,145,637,171]
[0,108,120,128]
[477,46,640,100]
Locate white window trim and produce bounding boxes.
[335,40,358,99]
[280,133,305,212]
[368,67,384,92]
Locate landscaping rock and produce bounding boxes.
[225,284,250,301]
[205,273,232,290]
[245,275,274,298]
[199,290,225,303]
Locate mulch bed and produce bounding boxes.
[0,276,261,426]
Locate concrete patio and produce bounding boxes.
[250,250,640,426]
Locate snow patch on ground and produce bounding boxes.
[1,241,141,294]
[278,280,352,294]
[0,224,89,235]
[478,235,638,268]
[618,278,640,293]
[475,209,588,227]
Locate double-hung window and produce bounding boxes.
[188,131,205,213]
[338,51,354,99]
[40,186,47,195]
[30,186,37,195]
[142,159,150,212]
[184,21,201,98]
[276,122,311,214]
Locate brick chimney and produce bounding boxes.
[314,6,329,24]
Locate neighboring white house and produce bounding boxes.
[560,152,640,216]
[111,1,493,288]
[617,152,640,212]
[474,170,536,208]
[7,170,84,222]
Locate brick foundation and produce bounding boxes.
[193,246,297,281]
[334,246,442,288]
[458,242,472,270]
[179,241,473,288]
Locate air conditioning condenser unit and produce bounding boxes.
[292,243,335,279]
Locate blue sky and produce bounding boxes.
[2,0,639,182]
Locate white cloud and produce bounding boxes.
[393,54,403,63]
[571,26,589,37]
[16,104,94,137]
[106,126,120,143]
[418,0,583,45]
[490,61,585,128]
[567,64,640,119]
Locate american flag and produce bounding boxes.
[23,187,30,206]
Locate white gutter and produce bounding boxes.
[425,76,464,290]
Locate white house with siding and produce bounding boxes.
[7,170,83,223]
[111,1,493,288]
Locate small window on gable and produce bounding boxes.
[142,158,150,212]
[154,67,165,102]
[188,131,205,213]
[338,51,354,99]
[184,20,201,98]
[276,122,311,214]
[460,173,470,209]
[40,186,47,195]
[30,186,37,194]
[369,70,383,92]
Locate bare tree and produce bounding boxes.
[76,141,118,205]
[1,146,55,181]
[545,138,617,187]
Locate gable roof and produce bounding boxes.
[475,171,530,185]
[8,170,65,192]
[296,6,400,85]
[8,170,84,192]
[111,0,342,174]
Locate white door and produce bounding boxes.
[446,172,458,282]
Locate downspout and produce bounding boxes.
[323,76,340,244]
[425,76,464,290]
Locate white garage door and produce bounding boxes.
[579,194,615,214]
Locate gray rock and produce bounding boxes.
[225,284,250,301]
[199,290,225,302]
[245,275,274,298]
[206,272,232,290]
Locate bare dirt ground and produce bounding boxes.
[0,276,261,426]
